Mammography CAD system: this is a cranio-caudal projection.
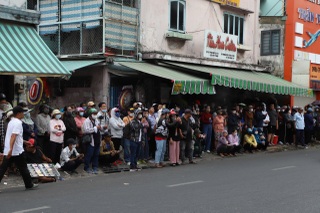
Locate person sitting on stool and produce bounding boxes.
[99,132,121,168]
[60,138,84,174]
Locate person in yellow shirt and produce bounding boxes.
[243,128,257,153]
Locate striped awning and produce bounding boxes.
[119,62,215,95]
[60,60,104,72]
[167,62,314,97]
[0,22,70,76]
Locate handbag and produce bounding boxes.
[82,134,92,144]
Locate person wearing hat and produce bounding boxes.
[49,109,66,164]
[82,108,102,174]
[84,101,95,118]
[99,132,121,167]
[109,107,125,152]
[0,106,38,190]
[304,108,314,145]
[20,104,37,142]
[243,128,257,153]
[154,108,170,168]
[127,109,144,171]
[35,104,51,154]
[180,109,196,164]
[122,107,135,165]
[293,107,307,148]
[60,138,84,174]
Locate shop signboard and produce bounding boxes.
[289,0,320,89]
[211,0,240,7]
[203,30,238,62]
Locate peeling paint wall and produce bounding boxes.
[140,0,260,65]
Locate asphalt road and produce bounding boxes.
[1,149,320,213]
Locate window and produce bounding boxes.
[223,13,244,44]
[169,0,186,32]
[261,30,281,56]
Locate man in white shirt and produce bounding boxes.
[0,106,38,190]
[60,138,84,174]
[293,107,307,148]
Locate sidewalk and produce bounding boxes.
[1,141,320,190]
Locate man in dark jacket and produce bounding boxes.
[304,108,314,145]
[180,109,195,164]
[254,104,266,130]
[129,109,144,171]
[227,107,241,134]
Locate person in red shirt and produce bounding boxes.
[200,106,213,153]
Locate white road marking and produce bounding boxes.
[167,180,204,188]
[12,206,51,213]
[272,166,296,171]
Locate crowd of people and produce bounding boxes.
[0,91,319,189]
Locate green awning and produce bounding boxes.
[60,60,104,72]
[119,62,215,95]
[0,22,70,76]
[167,62,314,97]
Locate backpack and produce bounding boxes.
[155,119,168,137]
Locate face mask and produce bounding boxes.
[91,115,97,119]
[55,114,61,119]
[79,112,84,117]
[254,131,258,134]
[232,111,236,114]
[129,113,134,117]
[43,108,49,114]
[72,144,77,149]
[102,109,107,113]
[138,114,142,119]
[115,112,120,117]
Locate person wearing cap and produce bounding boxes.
[99,132,121,167]
[0,106,38,190]
[304,108,314,145]
[200,105,213,153]
[60,138,84,174]
[35,104,51,154]
[243,128,257,153]
[217,130,235,157]
[24,138,56,183]
[109,107,125,150]
[49,109,66,164]
[154,108,170,168]
[293,107,307,148]
[84,101,95,118]
[128,109,144,171]
[122,108,135,165]
[97,102,109,135]
[180,109,196,164]
[82,108,102,174]
[167,109,182,166]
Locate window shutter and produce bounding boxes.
[271,31,280,54]
[261,31,271,55]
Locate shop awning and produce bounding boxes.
[0,22,70,77]
[60,60,104,72]
[119,62,216,95]
[167,62,314,97]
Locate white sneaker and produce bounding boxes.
[206,150,211,153]
[129,169,136,172]
[127,162,131,166]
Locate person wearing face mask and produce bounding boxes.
[35,104,51,155]
[82,108,102,174]
[74,107,86,152]
[243,128,257,153]
[20,106,37,142]
[128,109,144,172]
[49,109,66,164]
[122,108,135,165]
[109,107,125,151]
[227,129,242,153]
[294,107,307,148]
[227,107,241,134]
[63,106,78,146]
[97,102,109,135]
[60,138,84,174]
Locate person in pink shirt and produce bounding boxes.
[213,110,226,150]
[227,129,242,153]
[49,109,66,164]
[74,107,86,152]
